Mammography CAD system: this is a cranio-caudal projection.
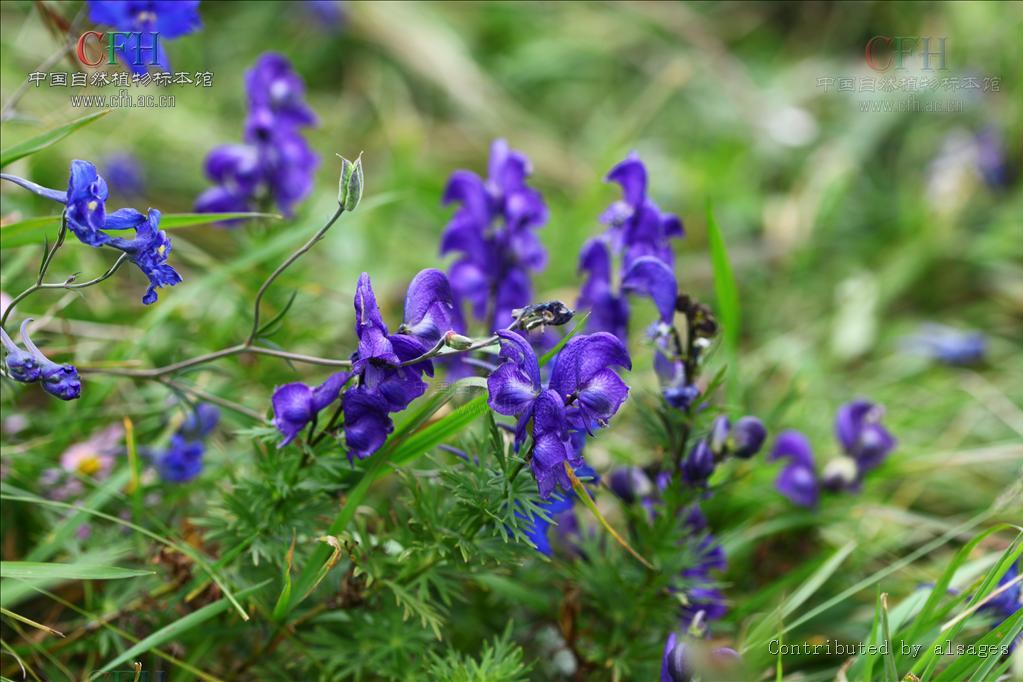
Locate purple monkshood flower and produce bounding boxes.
[654,349,700,411]
[980,560,1020,621]
[579,153,682,340]
[835,398,896,475]
[487,330,630,498]
[88,1,202,74]
[441,139,548,328]
[904,323,987,366]
[152,435,205,482]
[272,371,350,446]
[270,270,455,458]
[245,52,317,128]
[197,53,317,219]
[149,401,219,482]
[769,430,819,508]
[601,153,684,269]
[707,414,767,460]
[1,319,81,400]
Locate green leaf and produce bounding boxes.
[705,201,741,402]
[93,581,269,676]
[879,593,900,682]
[0,561,153,581]
[1,212,280,249]
[0,110,111,168]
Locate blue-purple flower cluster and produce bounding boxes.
[681,414,767,487]
[1,160,182,305]
[578,153,683,342]
[0,320,80,400]
[440,139,548,330]
[87,1,202,75]
[487,330,631,498]
[148,402,220,483]
[272,269,458,458]
[197,53,318,218]
[771,398,896,507]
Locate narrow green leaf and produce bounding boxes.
[0,110,111,168]
[1,212,280,249]
[565,463,654,570]
[0,561,153,581]
[94,581,269,676]
[880,593,900,682]
[705,202,741,403]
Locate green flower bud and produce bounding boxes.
[337,152,364,211]
[443,330,475,351]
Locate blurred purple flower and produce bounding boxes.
[769,430,818,508]
[197,53,318,219]
[87,1,202,74]
[152,435,205,483]
[835,398,896,474]
[441,139,548,329]
[904,324,987,366]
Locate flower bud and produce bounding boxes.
[822,456,858,490]
[665,641,691,682]
[608,467,653,503]
[732,416,767,458]
[337,152,364,211]
[40,363,81,401]
[681,440,715,486]
[443,330,475,350]
[708,415,730,456]
[1,321,42,383]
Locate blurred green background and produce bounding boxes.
[1,1,1020,678]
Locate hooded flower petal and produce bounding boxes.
[769,429,815,469]
[549,332,631,403]
[487,362,540,417]
[271,382,315,446]
[343,387,394,459]
[606,153,647,209]
[775,461,819,508]
[402,269,460,344]
[621,256,678,323]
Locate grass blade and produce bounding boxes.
[93,581,269,676]
[705,201,741,403]
[0,110,111,168]
[0,561,152,580]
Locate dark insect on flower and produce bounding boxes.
[0,319,80,400]
[675,293,718,339]
[87,1,202,74]
[511,300,574,331]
